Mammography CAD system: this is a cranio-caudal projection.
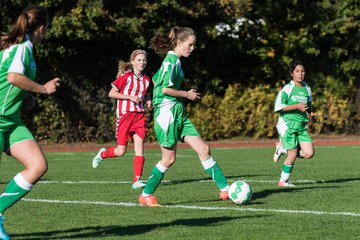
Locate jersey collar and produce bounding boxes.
[168,50,177,56]
[133,71,143,78]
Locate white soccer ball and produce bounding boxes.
[228,180,252,205]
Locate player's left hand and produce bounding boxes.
[310,113,318,123]
[146,100,152,108]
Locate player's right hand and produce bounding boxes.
[130,96,142,104]
[297,103,308,112]
[44,77,61,94]
[187,89,201,101]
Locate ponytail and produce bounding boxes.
[116,49,147,77]
[117,61,132,77]
[1,5,48,49]
[150,26,195,55]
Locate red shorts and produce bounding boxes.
[115,112,146,145]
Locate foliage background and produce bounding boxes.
[1,0,358,143]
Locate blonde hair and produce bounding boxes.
[149,26,195,55]
[1,5,48,49]
[116,49,147,77]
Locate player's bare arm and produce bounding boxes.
[282,103,308,112]
[7,73,60,95]
[162,87,201,101]
[108,87,141,103]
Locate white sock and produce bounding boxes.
[280,172,291,182]
[141,162,168,198]
[141,192,150,197]
[201,156,216,170]
[220,185,229,192]
[14,173,33,191]
[156,162,168,173]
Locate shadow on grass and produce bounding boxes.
[161,174,270,186]
[171,184,343,205]
[251,185,341,203]
[246,176,360,205]
[308,177,360,184]
[11,215,267,239]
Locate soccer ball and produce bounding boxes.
[228,180,252,205]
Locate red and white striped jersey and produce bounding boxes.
[111,71,151,117]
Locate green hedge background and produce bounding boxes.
[1,0,358,143]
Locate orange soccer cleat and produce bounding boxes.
[139,194,161,207]
[219,191,229,200]
[278,181,295,187]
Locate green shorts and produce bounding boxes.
[154,102,199,147]
[276,120,312,150]
[0,115,35,157]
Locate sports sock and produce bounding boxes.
[101,146,117,159]
[133,156,145,182]
[202,156,228,190]
[143,162,167,195]
[220,185,230,192]
[0,173,33,213]
[280,164,294,182]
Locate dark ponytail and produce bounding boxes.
[150,26,195,55]
[1,5,48,49]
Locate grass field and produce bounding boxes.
[1,145,360,240]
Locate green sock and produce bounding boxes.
[202,157,228,190]
[0,176,31,213]
[143,164,166,195]
[280,164,294,182]
[282,164,294,173]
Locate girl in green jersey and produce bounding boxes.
[274,60,317,187]
[139,27,229,207]
[0,5,60,239]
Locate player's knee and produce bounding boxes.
[288,150,297,158]
[30,160,48,177]
[40,161,48,174]
[168,159,176,167]
[115,147,126,156]
[285,150,297,163]
[201,144,210,157]
[161,157,176,168]
[302,150,315,159]
[117,151,125,157]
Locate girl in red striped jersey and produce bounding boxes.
[92,49,152,190]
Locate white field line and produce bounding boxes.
[38,179,360,184]
[22,198,360,217]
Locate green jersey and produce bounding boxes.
[152,51,200,147]
[0,36,37,117]
[274,80,312,123]
[152,51,184,109]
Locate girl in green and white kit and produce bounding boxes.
[274,60,317,187]
[139,27,229,207]
[0,5,60,239]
